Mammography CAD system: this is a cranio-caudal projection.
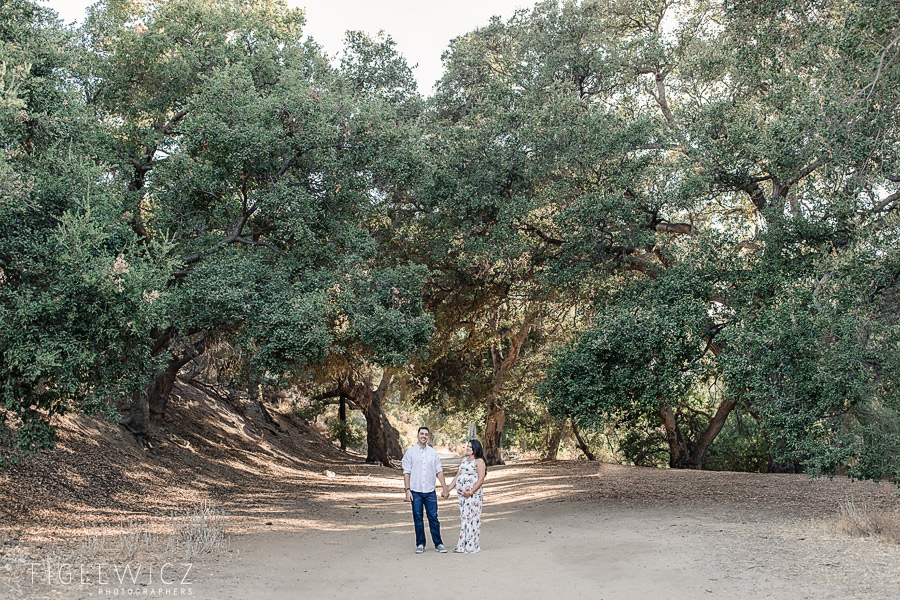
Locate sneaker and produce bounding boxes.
[415,546,424,554]
[435,544,448,553]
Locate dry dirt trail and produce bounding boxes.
[187,461,900,600]
[5,394,899,599]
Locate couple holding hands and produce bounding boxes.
[401,427,486,554]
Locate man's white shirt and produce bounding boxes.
[402,443,443,493]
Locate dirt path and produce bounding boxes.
[5,461,900,600]
[191,462,900,600]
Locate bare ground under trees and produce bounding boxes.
[2,380,899,600]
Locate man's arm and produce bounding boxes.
[401,448,413,502]
[434,450,448,497]
[437,471,449,498]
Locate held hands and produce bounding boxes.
[406,488,454,500]
[438,486,476,499]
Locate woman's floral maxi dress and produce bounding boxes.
[454,458,482,553]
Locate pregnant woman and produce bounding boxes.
[445,438,487,553]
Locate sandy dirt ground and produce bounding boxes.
[193,462,900,600]
[7,460,898,600]
[5,386,899,599]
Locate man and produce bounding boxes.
[402,426,449,553]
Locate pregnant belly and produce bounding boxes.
[456,476,475,491]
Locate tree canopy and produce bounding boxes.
[3,0,900,482]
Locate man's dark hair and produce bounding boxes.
[417,426,430,435]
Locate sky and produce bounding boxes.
[41,0,534,93]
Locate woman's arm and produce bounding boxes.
[443,464,460,496]
[465,459,486,496]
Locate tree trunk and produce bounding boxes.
[340,371,402,467]
[338,395,348,451]
[768,456,803,474]
[359,385,402,466]
[659,405,694,468]
[121,335,207,440]
[148,361,180,420]
[121,357,180,440]
[543,418,566,461]
[361,395,401,466]
[688,399,736,466]
[248,376,277,428]
[482,314,534,467]
[484,394,505,466]
[571,418,596,461]
[120,389,150,443]
[659,398,737,469]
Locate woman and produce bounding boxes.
[446,439,486,553]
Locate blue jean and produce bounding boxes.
[410,490,442,548]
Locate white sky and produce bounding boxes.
[41,0,533,93]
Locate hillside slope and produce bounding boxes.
[0,378,359,525]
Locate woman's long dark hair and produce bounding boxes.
[469,439,485,464]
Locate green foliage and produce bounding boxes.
[718,238,900,480]
[502,401,554,453]
[0,0,176,457]
[1,205,174,453]
[616,427,669,468]
[334,265,434,366]
[531,0,900,479]
[703,411,771,473]
[1,0,431,459]
[327,414,366,449]
[4,0,900,484]
[340,30,419,105]
[77,0,431,383]
[542,270,712,424]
